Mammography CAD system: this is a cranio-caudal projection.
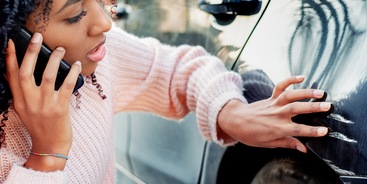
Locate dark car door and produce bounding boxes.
[112,0,268,183]
[237,0,367,181]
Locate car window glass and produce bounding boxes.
[116,0,268,70]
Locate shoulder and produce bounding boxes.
[106,26,139,44]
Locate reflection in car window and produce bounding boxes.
[116,0,268,70]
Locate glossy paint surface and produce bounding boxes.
[240,0,367,177]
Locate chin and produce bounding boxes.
[81,68,97,76]
[80,62,98,76]
[81,70,96,76]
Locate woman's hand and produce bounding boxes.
[6,33,81,171]
[217,75,331,153]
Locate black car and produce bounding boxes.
[112,0,367,183]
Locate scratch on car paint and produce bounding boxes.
[329,113,354,124]
[324,159,356,176]
[328,132,357,143]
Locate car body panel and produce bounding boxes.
[114,0,367,182]
[239,0,367,177]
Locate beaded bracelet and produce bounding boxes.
[30,152,69,160]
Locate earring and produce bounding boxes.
[110,3,118,19]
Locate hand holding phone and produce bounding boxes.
[11,28,84,92]
[5,37,78,169]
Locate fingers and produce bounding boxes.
[58,61,82,106]
[268,137,308,153]
[272,75,305,98]
[7,32,81,108]
[284,123,328,138]
[19,33,43,93]
[41,47,66,94]
[272,76,331,113]
[276,89,325,105]
[5,39,23,103]
[281,101,331,117]
[257,123,328,153]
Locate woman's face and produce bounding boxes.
[25,0,113,75]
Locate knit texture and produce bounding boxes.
[0,27,245,183]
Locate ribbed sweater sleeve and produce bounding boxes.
[106,27,247,145]
[4,164,65,184]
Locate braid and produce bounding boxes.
[90,72,107,100]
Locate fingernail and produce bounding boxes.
[74,61,81,66]
[317,127,328,135]
[74,61,82,72]
[6,39,14,51]
[313,89,324,97]
[7,39,13,47]
[320,102,331,110]
[296,145,307,153]
[56,47,65,52]
[31,33,42,43]
[296,75,305,80]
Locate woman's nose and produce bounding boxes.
[88,4,113,36]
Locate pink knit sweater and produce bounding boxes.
[0,27,245,183]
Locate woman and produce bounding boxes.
[0,0,331,183]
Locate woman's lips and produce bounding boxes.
[87,43,106,62]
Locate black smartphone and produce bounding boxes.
[11,28,84,93]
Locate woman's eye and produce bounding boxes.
[66,10,88,24]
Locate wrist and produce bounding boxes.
[217,99,243,142]
[31,141,71,155]
[24,145,71,172]
[25,153,68,172]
